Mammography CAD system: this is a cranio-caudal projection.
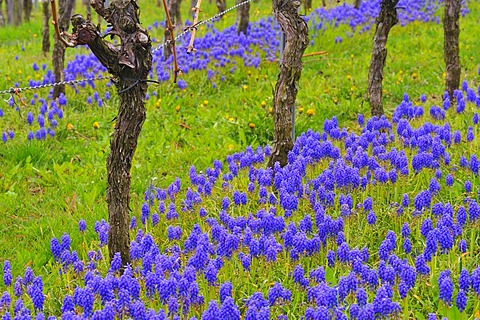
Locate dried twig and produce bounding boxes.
[50,0,76,47]
[187,0,203,53]
[162,0,181,82]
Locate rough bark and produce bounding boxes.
[216,0,226,15]
[0,0,4,27]
[174,0,182,30]
[367,0,398,117]
[236,0,250,35]
[52,0,76,99]
[267,0,308,168]
[354,0,361,9]
[5,0,12,25]
[13,0,21,25]
[163,0,182,59]
[443,0,461,98]
[23,0,32,22]
[42,1,50,55]
[66,0,152,266]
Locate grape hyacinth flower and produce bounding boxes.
[438,271,453,305]
[78,219,87,233]
[3,261,12,287]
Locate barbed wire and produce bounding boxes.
[0,76,112,96]
[0,0,254,96]
[152,0,254,54]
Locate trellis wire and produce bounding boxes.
[0,77,112,96]
[0,0,254,95]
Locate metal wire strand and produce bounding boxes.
[0,77,113,96]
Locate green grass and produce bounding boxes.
[0,0,480,317]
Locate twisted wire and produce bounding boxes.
[0,76,112,96]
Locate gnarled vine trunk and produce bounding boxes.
[367,0,399,117]
[267,0,308,168]
[68,0,152,266]
[216,0,226,15]
[443,0,461,98]
[23,0,32,22]
[236,0,250,35]
[0,0,4,26]
[13,0,21,25]
[163,0,182,60]
[42,1,50,55]
[5,0,12,25]
[52,0,76,99]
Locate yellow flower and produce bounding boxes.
[175,105,181,111]
[306,108,315,116]
[298,107,304,114]
[324,88,329,93]
[155,99,161,107]
[66,123,74,131]
[351,86,356,92]
[93,121,100,129]
[228,117,234,122]
[261,101,266,107]
[333,97,338,104]
[412,72,418,79]
[346,74,352,81]
[203,100,209,106]
[228,144,234,150]
[242,85,248,90]
[442,72,446,78]
[249,123,255,129]
[18,70,22,74]
[269,107,273,114]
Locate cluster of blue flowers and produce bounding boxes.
[0,0,467,143]
[3,74,480,317]
[1,0,480,318]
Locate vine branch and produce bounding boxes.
[187,0,203,53]
[162,0,181,82]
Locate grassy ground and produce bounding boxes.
[0,0,479,315]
